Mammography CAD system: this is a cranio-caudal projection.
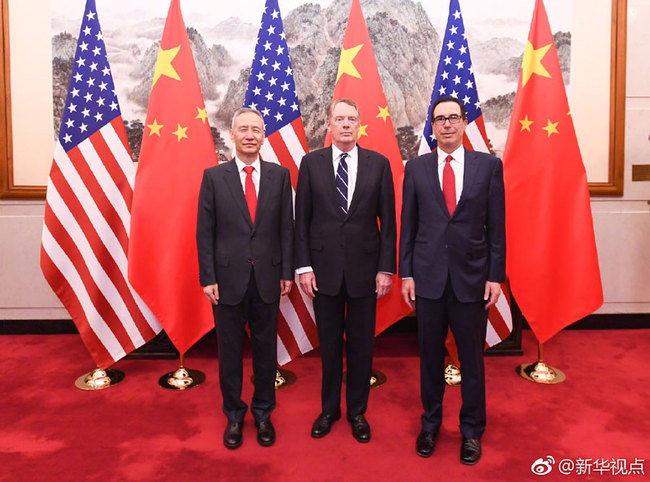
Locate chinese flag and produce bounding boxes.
[502,0,602,344]
[128,0,217,354]
[328,0,411,334]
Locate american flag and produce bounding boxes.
[419,0,492,156]
[244,0,318,365]
[41,0,161,369]
[420,0,513,347]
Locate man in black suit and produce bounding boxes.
[294,99,396,443]
[399,97,505,464]
[196,107,293,449]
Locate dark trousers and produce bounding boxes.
[313,281,376,418]
[213,270,278,424]
[416,278,488,439]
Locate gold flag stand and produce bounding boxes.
[274,368,297,389]
[516,342,566,384]
[444,363,462,386]
[369,369,387,388]
[159,353,205,390]
[342,369,387,389]
[251,367,297,389]
[75,367,125,390]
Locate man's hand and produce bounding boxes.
[203,283,219,305]
[401,278,416,309]
[375,273,392,299]
[298,272,318,299]
[280,280,293,296]
[484,281,501,310]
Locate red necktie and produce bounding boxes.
[243,165,257,223]
[442,155,456,216]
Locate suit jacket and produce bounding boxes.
[399,150,505,303]
[294,146,396,298]
[196,159,293,305]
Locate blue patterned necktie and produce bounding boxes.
[336,152,349,214]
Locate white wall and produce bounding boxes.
[589,0,650,314]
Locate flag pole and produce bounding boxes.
[516,342,566,384]
[75,367,125,391]
[158,352,205,390]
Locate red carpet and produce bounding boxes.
[1,329,649,481]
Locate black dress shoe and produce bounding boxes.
[311,411,342,438]
[416,430,438,457]
[223,421,243,449]
[460,438,482,465]
[255,419,276,447]
[348,414,371,443]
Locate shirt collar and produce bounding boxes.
[437,145,465,166]
[234,156,261,173]
[332,144,358,162]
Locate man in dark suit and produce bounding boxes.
[294,99,396,443]
[196,107,293,449]
[399,97,505,464]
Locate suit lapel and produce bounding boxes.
[427,150,450,218]
[255,161,273,232]
[224,160,253,227]
[455,150,478,214]
[346,146,368,219]
[320,147,346,219]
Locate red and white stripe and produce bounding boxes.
[259,118,319,365]
[41,118,161,368]
[463,116,490,153]
[469,114,513,347]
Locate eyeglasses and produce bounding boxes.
[331,116,359,125]
[432,114,464,126]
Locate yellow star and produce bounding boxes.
[357,124,368,139]
[147,119,164,136]
[152,45,181,90]
[336,44,363,84]
[195,107,208,124]
[542,119,559,137]
[521,41,552,87]
[377,105,390,122]
[519,115,533,132]
[172,124,188,142]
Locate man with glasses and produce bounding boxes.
[294,99,396,443]
[399,97,505,464]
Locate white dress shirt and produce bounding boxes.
[437,145,464,204]
[234,156,261,196]
[332,144,359,210]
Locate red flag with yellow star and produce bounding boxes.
[328,0,411,334]
[128,0,217,354]
[502,0,602,344]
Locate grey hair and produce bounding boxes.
[326,98,360,119]
[231,107,265,129]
